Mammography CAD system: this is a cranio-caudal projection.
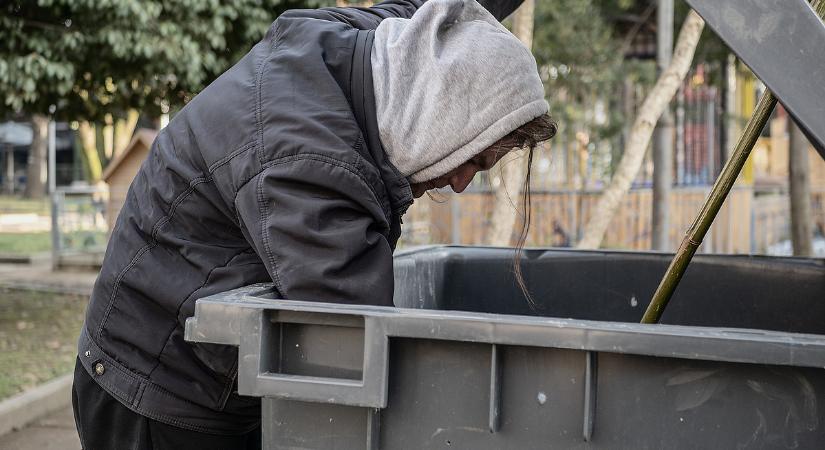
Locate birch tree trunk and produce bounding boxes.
[577,10,704,249]
[78,121,103,182]
[113,109,140,159]
[486,0,535,246]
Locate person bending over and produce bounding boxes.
[72,0,556,447]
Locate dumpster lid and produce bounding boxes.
[685,0,825,158]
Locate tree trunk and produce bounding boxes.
[487,151,530,245]
[4,145,14,195]
[24,114,49,199]
[651,0,675,251]
[486,0,535,246]
[78,121,104,182]
[103,114,115,160]
[113,109,140,159]
[577,10,704,249]
[789,119,813,256]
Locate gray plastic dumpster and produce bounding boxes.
[185,246,825,449]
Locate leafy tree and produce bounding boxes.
[531,0,655,186]
[578,9,705,248]
[530,0,729,185]
[529,0,730,248]
[1,0,310,192]
[487,0,536,247]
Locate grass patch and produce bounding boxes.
[0,231,109,255]
[0,288,88,400]
[0,196,49,215]
[0,232,51,255]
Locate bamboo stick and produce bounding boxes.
[641,0,825,324]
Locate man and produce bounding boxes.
[72,0,555,447]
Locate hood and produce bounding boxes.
[370,0,549,184]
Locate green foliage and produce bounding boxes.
[0,0,312,121]
[533,0,731,128]
[530,0,731,180]
[674,1,731,86]
[0,195,50,214]
[0,232,51,255]
[533,0,656,140]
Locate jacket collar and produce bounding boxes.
[351,30,414,219]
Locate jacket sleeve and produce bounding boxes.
[234,156,395,306]
[280,0,523,29]
[477,0,525,21]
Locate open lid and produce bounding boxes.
[686,0,825,159]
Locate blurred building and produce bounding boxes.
[0,120,78,194]
[101,129,156,231]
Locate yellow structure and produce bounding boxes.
[734,64,825,188]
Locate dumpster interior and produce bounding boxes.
[393,247,825,334]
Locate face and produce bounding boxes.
[411,146,510,198]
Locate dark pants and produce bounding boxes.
[72,359,261,450]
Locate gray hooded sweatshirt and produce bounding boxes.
[371,0,549,183]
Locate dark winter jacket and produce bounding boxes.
[77,0,522,434]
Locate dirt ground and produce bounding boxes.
[0,288,88,400]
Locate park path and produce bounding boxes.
[0,407,80,450]
[0,262,98,295]
[0,262,96,450]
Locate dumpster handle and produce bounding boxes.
[237,309,390,408]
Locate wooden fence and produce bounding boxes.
[400,187,825,254]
